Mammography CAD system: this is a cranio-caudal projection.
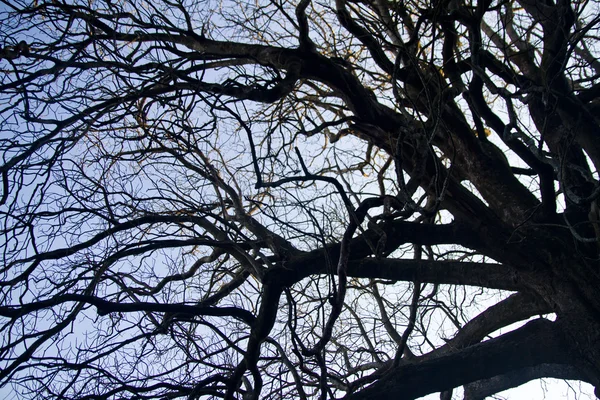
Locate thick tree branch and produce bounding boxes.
[0,294,256,326]
[345,319,568,400]
[268,220,482,286]
[351,291,551,390]
[436,292,551,354]
[346,259,522,291]
[334,0,394,74]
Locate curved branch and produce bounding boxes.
[350,291,550,390]
[334,0,394,74]
[226,284,283,399]
[345,319,568,400]
[437,292,551,354]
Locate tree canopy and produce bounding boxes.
[1,0,600,398]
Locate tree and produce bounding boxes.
[1,0,600,398]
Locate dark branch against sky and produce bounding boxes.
[1,0,600,399]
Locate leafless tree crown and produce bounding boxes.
[1,0,600,399]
